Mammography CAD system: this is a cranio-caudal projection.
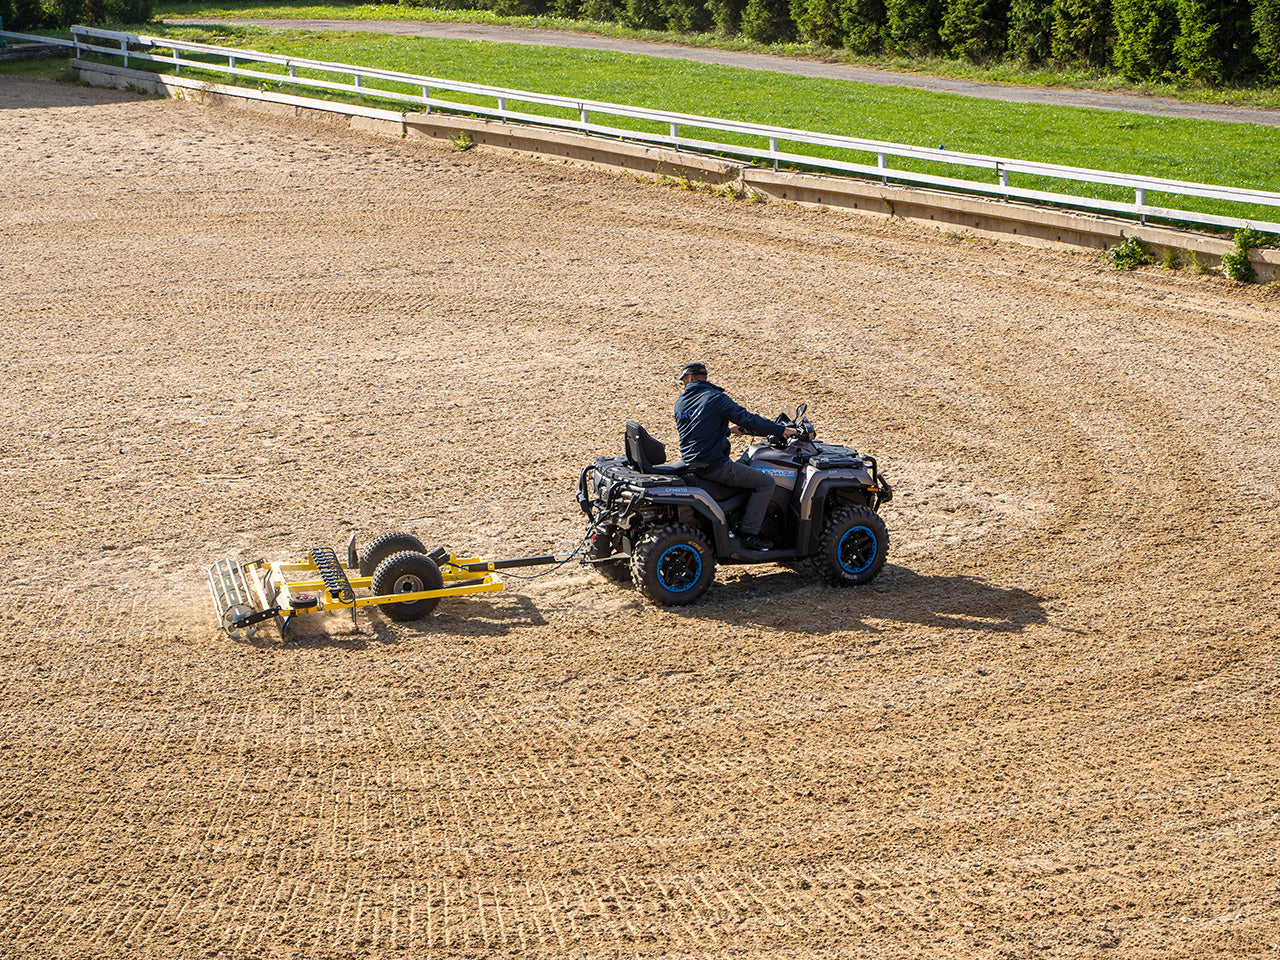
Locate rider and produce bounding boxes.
[673,362,797,552]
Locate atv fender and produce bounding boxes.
[637,486,736,555]
[795,471,879,555]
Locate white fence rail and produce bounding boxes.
[9,25,1280,234]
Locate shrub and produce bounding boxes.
[1258,0,1280,77]
[795,0,845,46]
[1111,0,1177,80]
[840,0,886,51]
[885,0,944,54]
[707,0,748,32]
[740,0,795,41]
[1221,227,1267,283]
[1175,0,1260,83]
[941,0,1010,61]
[1008,0,1053,63]
[1050,0,1113,66]
[1106,235,1154,269]
[665,0,712,32]
[623,0,666,27]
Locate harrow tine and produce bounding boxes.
[207,556,261,639]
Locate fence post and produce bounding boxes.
[770,137,778,172]
[121,36,128,68]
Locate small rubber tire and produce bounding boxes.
[370,551,444,621]
[813,506,888,587]
[587,530,631,584]
[360,531,428,578]
[630,523,715,606]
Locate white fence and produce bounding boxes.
[9,25,1280,234]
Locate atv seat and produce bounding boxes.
[691,477,749,513]
[625,421,687,476]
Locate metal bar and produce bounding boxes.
[66,25,1280,231]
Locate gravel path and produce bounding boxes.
[3,76,1278,958]
[165,17,1280,126]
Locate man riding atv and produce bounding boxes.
[673,361,798,551]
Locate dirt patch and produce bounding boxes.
[2,78,1278,958]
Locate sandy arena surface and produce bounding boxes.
[2,76,1279,958]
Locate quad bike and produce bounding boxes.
[577,404,893,606]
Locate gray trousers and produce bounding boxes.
[700,459,776,536]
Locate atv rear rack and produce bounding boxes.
[207,537,573,641]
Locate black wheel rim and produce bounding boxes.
[837,525,878,575]
[656,544,702,593]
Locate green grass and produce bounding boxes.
[151,0,1280,108]
[12,5,1280,228]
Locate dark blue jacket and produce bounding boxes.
[674,379,785,469]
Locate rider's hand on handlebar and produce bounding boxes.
[783,425,800,438]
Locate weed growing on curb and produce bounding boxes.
[1221,228,1267,283]
[1160,248,1184,270]
[450,131,476,151]
[1188,251,1214,275]
[1106,235,1154,270]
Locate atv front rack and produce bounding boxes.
[207,538,572,642]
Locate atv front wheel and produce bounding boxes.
[814,506,888,586]
[371,551,444,621]
[630,523,715,606]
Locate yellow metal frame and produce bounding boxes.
[244,551,505,620]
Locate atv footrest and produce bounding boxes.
[309,546,355,604]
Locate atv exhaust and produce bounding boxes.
[206,556,263,640]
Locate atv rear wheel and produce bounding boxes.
[814,506,888,586]
[370,551,444,621]
[630,523,715,606]
[360,531,428,578]
[587,530,631,584]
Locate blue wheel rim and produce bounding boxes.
[657,544,702,592]
[837,525,878,575]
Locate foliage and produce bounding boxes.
[1106,235,1154,269]
[1112,0,1177,80]
[794,0,844,46]
[30,0,150,25]
[705,0,747,32]
[941,0,1010,61]
[1007,0,1053,63]
[840,0,886,51]
[1258,0,1280,77]
[1221,227,1267,281]
[1050,0,1113,66]
[885,0,943,54]
[741,0,795,41]
[1175,0,1259,83]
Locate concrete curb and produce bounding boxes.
[71,60,1278,281]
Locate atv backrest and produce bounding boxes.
[625,421,668,472]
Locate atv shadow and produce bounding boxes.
[684,564,1048,636]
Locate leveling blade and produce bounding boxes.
[207,556,263,639]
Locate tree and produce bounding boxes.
[1257,0,1280,77]
[623,0,667,28]
[665,0,713,31]
[1050,0,1113,66]
[707,0,748,32]
[885,0,945,54]
[1111,0,1178,80]
[741,0,795,41]
[840,0,887,52]
[795,0,845,46]
[1175,0,1259,82]
[941,0,1011,61]
[1008,0,1054,63]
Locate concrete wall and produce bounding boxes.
[72,60,1279,281]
